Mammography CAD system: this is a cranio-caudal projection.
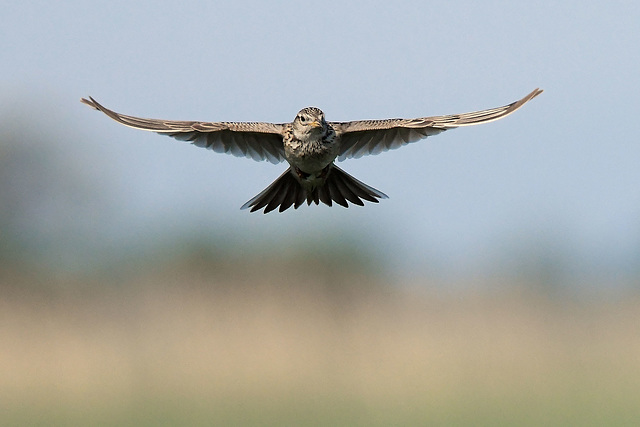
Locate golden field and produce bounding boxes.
[1,263,639,426]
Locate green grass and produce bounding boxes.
[5,386,640,427]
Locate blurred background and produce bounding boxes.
[2,0,640,425]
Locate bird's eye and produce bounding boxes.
[299,116,306,122]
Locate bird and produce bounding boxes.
[81,88,542,213]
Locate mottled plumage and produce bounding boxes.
[81,88,542,213]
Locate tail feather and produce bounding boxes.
[279,178,299,212]
[316,184,333,206]
[325,165,388,206]
[241,165,388,214]
[240,168,293,213]
[331,169,364,206]
[325,177,348,207]
[308,187,321,206]
[264,178,290,213]
[294,185,306,209]
[338,168,384,203]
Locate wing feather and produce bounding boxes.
[81,97,287,164]
[333,88,542,161]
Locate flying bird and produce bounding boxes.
[81,88,542,213]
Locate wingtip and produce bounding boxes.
[530,88,544,100]
[80,96,98,110]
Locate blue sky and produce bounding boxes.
[2,1,639,280]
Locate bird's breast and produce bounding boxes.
[284,135,340,174]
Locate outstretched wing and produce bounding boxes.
[331,88,543,161]
[81,97,287,164]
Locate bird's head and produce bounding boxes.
[293,107,327,137]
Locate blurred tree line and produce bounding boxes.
[0,111,94,273]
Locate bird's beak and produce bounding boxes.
[310,121,322,128]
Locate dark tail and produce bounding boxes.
[241,165,388,214]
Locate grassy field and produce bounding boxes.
[1,268,639,426]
